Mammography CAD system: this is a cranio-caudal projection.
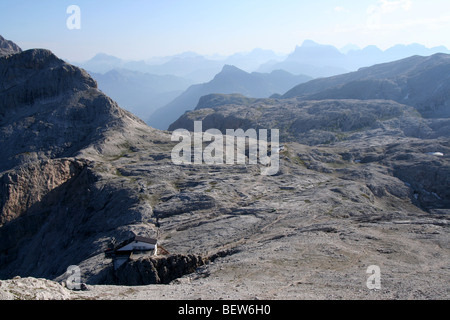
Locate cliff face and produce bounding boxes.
[0,158,86,226]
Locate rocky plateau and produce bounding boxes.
[0,36,448,300]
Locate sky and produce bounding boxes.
[1,0,450,62]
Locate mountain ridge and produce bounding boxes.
[282,53,450,118]
[76,41,450,83]
[0,48,154,172]
[258,40,450,77]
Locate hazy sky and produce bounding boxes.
[1,0,450,62]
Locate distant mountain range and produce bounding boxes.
[148,65,312,130]
[223,48,287,72]
[76,49,286,83]
[258,40,450,77]
[67,40,450,129]
[72,41,450,128]
[75,40,450,81]
[75,52,221,83]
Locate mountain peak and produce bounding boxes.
[174,51,202,58]
[0,42,145,172]
[0,35,22,57]
[90,53,122,62]
[340,44,361,54]
[0,48,98,114]
[209,65,249,83]
[221,64,245,73]
[301,39,321,47]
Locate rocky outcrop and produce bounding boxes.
[111,254,206,286]
[0,277,72,300]
[334,139,450,211]
[385,142,450,210]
